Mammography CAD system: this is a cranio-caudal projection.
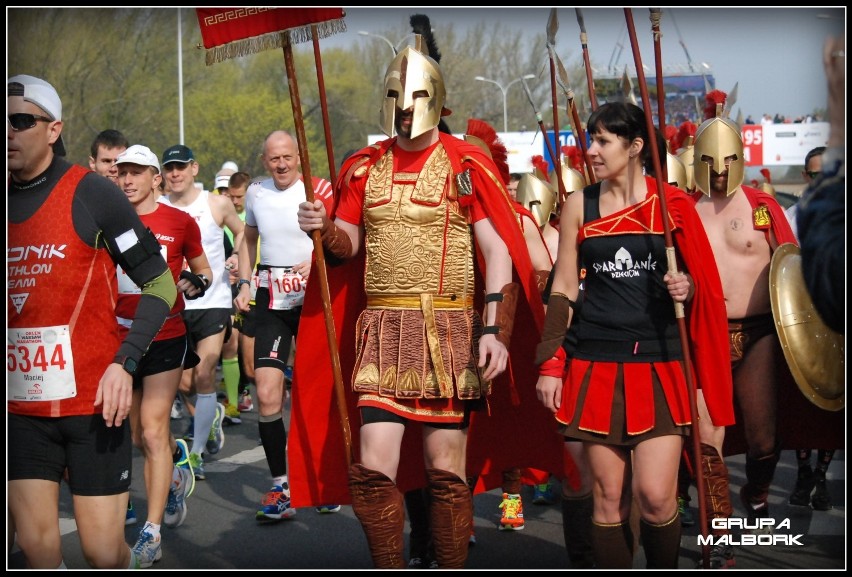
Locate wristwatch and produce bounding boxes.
[237,278,251,290]
[114,354,139,376]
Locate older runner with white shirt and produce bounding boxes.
[235,130,334,521]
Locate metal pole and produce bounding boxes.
[177,8,184,145]
[357,31,396,56]
[502,87,508,134]
[475,75,535,133]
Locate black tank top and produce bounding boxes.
[574,184,681,362]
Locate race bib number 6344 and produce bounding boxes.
[7,325,77,401]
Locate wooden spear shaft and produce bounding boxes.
[311,24,337,185]
[624,8,709,568]
[282,33,354,467]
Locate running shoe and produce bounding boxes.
[125,500,138,526]
[163,467,192,528]
[257,485,297,522]
[206,403,225,455]
[498,493,524,531]
[132,525,162,568]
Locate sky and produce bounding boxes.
[332,7,845,121]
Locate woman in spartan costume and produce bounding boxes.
[534,101,732,568]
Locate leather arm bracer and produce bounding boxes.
[534,292,575,366]
[320,220,353,263]
[482,282,519,349]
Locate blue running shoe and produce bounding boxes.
[126,500,138,526]
[206,403,225,455]
[132,525,162,568]
[163,467,192,528]
[257,485,297,522]
[315,504,342,514]
[532,482,556,505]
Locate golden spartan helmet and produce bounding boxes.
[693,104,745,197]
[666,152,688,191]
[516,173,557,229]
[770,243,844,411]
[550,158,587,198]
[676,138,695,192]
[380,37,447,139]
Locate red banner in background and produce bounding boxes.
[197,8,344,48]
[741,125,764,166]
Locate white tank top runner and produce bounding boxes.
[160,190,231,310]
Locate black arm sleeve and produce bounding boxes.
[74,174,176,360]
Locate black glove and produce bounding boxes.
[180,270,210,300]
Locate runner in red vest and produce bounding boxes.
[8,74,175,569]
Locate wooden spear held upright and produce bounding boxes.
[311,24,337,184]
[282,34,353,466]
[575,8,598,111]
[624,8,709,568]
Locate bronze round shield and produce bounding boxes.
[770,243,844,411]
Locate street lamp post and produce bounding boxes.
[475,74,536,133]
[357,31,416,56]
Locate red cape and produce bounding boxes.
[287,134,558,507]
[661,178,735,428]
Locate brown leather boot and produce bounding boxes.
[591,520,634,569]
[426,468,472,569]
[561,493,594,568]
[700,443,733,533]
[348,463,406,569]
[640,513,681,568]
[502,467,522,495]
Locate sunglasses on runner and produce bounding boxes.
[8,113,54,131]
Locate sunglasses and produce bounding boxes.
[163,162,191,172]
[8,113,54,131]
[805,170,821,179]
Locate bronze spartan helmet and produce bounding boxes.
[550,158,587,198]
[693,105,745,197]
[666,152,688,191]
[380,37,447,139]
[516,173,557,229]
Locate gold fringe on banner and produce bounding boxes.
[204,17,347,66]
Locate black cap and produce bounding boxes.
[162,144,195,165]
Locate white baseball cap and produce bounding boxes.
[214,174,231,190]
[8,74,66,156]
[115,144,161,173]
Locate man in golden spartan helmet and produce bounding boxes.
[380,36,449,139]
[693,90,745,197]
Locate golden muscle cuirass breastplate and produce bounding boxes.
[362,144,474,297]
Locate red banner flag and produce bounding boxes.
[196,8,346,65]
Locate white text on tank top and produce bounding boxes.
[246,178,314,309]
[159,190,231,309]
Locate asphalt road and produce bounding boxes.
[8,399,845,570]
